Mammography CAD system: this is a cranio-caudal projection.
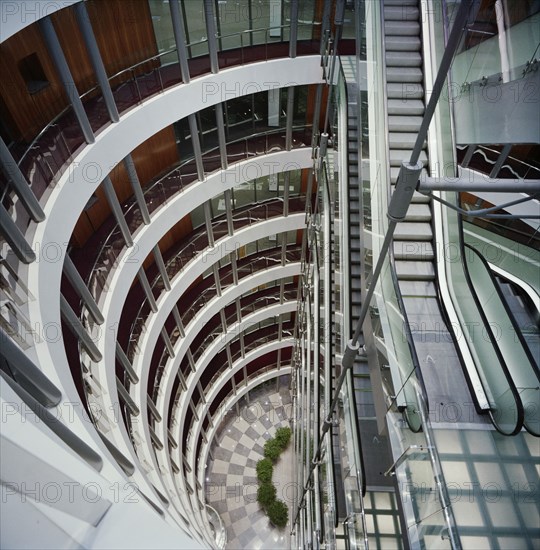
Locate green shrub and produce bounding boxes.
[263,438,281,462]
[257,482,277,508]
[268,499,288,528]
[275,426,292,450]
[256,458,274,483]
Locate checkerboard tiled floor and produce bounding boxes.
[205,385,293,549]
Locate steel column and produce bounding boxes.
[64,254,104,325]
[0,137,45,222]
[169,0,191,83]
[74,2,119,122]
[0,204,36,263]
[60,295,102,362]
[102,177,133,247]
[124,155,151,224]
[39,17,94,144]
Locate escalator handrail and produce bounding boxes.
[457,216,525,435]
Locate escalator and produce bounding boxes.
[381,0,493,430]
[342,54,403,549]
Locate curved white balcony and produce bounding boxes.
[132,262,300,533]
[184,338,294,479]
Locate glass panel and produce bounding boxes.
[184,1,209,57]
[148,0,176,65]
[452,3,540,86]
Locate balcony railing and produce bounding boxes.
[80,128,311,310]
[5,24,320,233]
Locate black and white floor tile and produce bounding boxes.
[205,387,294,549]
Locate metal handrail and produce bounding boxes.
[11,23,318,172]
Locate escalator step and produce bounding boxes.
[389,148,428,166]
[384,6,420,21]
[394,240,434,260]
[402,203,431,221]
[384,20,421,36]
[398,280,438,297]
[387,82,424,99]
[388,99,425,116]
[386,66,423,83]
[385,35,421,51]
[395,222,433,240]
[386,51,422,67]
[395,260,436,281]
[389,131,425,149]
[388,115,423,132]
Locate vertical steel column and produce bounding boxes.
[226,344,233,369]
[461,144,476,167]
[203,201,215,246]
[319,0,332,56]
[283,172,290,217]
[124,155,150,224]
[116,342,139,384]
[172,306,185,337]
[239,332,245,358]
[177,368,187,391]
[312,248,322,539]
[197,380,206,403]
[219,310,227,333]
[298,321,307,536]
[60,295,102,362]
[286,86,295,150]
[215,103,228,169]
[39,17,95,144]
[212,263,222,296]
[231,253,239,285]
[489,144,512,179]
[153,245,171,291]
[204,0,220,74]
[224,190,234,235]
[169,0,191,83]
[74,2,119,122]
[0,138,45,222]
[281,235,287,266]
[187,349,196,372]
[102,177,133,247]
[0,204,36,263]
[0,327,62,407]
[138,269,158,313]
[305,288,313,548]
[235,298,242,323]
[64,255,104,324]
[161,327,175,357]
[289,0,299,58]
[322,175,332,417]
[188,114,205,180]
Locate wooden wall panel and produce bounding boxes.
[0,24,68,142]
[158,214,194,257]
[86,0,158,77]
[0,0,158,145]
[131,125,179,186]
[51,8,95,93]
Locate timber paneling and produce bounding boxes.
[0,0,158,144]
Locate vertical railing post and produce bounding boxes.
[39,17,95,144]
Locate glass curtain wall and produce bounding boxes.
[149,0,321,61]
